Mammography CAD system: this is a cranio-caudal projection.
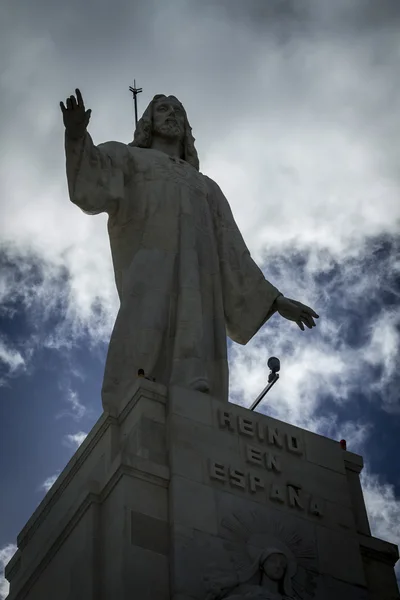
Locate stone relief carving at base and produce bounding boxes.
[203,511,318,600]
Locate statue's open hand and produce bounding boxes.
[275,296,319,331]
[60,88,91,140]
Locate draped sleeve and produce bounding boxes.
[205,176,282,345]
[64,132,132,215]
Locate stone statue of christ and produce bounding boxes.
[61,89,318,414]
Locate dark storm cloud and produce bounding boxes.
[2,0,400,166]
[2,0,154,49]
[195,0,400,31]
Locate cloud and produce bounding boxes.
[63,431,88,450]
[361,309,400,413]
[0,338,25,376]
[56,389,88,421]
[39,472,60,493]
[362,469,400,580]
[228,238,399,426]
[0,543,17,600]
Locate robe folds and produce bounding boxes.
[65,133,281,413]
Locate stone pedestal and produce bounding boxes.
[5,380,399,599]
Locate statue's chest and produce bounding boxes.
[132,150,207,196]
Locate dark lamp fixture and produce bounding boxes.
[250,357,281,412]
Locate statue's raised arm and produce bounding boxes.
[61,88,129,216]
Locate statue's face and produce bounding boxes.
[152,96,185,141]
[261,552,287,581]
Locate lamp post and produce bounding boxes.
[249,357,281,412]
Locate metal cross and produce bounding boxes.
[128,79,143,127]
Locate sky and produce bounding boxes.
[0,0,399,596]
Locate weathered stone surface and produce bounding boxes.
[170,475,219,535]
[303,430,346,474]
[317,526,366,586]
[6,381,170,600]
[167,388,399,599]
[5,382,399,599]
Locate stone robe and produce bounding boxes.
[65,133,281,413]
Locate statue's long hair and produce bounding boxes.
[129,94,200,171]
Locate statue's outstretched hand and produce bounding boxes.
[60,88,91,140]
[275,296,319,331]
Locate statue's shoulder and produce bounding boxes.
[202,174,218,189]
[202,175,230,210]
[202,175,224,199]
[98,140,141,157]
[97,141,146,170]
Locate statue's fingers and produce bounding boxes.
[66,97,72,110]
[303,305,319,318]
[60,101,67,113]
[297,321,305,331]
[301,316,313,329]
[70,95,77,109]
[294,301,319,319]
[76,88,85,109]
[302,312,316,327]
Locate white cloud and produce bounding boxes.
[0,543,17,600]
[0,339,25,374]
[362,309,400,413]
[228,305,397,436]
[227,236,399,428]
[63,431,87,449]
[39,472,60,493]
[56,389,88,421]
[362,469,400,580]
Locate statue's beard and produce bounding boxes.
[153,120,182,140]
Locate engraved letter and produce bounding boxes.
[218,409,234,431]
[249,473,265,493]
[286,433,303,455]
[267,426,283,448]
[256,421,266,442]
[238,416,254,437]
[246,445,263,467]
[209,461,227,482]
[288,485,304,510]
[229,468,246,489]
[270,483,285,503]
[309,497,324,517]
[266,453,281,473]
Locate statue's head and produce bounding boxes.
[129,94,200,171]
[258,547,294,596]
[260,551,287,582]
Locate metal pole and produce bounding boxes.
[128,79,143,127]
[249,373,279,411]
[133,79,138,126]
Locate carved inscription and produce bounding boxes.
[209,460,324,517]
[211,409,324,518]
[218,409,303,455]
